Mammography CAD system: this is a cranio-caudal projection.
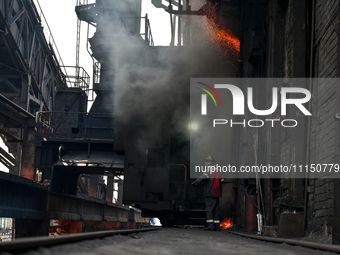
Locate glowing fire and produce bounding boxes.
[202,18,240,55]
[196,3,240,59]
[220,218,233,230]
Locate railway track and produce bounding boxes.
[0,227,161,254]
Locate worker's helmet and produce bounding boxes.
[206,156,215,163]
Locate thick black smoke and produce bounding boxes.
[90,0,238,156]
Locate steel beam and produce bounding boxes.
[0,171,132,226]
[0,172,48,219]
[0,154,15,171]
[0,94,35,126]
[8,6,25,27]
[0,128,21,141]
[7,1,15,24]
[0,78,20,93]
[0,146,16,165]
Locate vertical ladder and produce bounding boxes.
[75,0,88,81]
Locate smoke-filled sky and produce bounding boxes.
[38,0,171,74]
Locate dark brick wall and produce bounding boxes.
[306,0,337,238]
[237,0,338,237]
[307,178,334,237]
[265,0,336,238]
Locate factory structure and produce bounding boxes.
[0,0,339,246]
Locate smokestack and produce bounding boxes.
[87,0,144,141]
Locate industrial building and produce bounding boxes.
[0,0,339,250]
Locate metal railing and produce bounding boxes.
[120,15,154,46]
[142,14,154,46]
[61,66,90,94]
[75,0,154,46]
[94,62,101,85]
[76,0,96,6]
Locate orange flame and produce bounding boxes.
[203,18,240,54]
[220,218,233,229]
[196,6,240,59]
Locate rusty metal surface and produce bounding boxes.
[244,195,258,233]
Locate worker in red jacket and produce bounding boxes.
[192,156,223,231]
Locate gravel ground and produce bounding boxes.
[1,228,337,255]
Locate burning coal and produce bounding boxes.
[220,218,233,230]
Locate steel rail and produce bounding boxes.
[228,231,340,253]
[0,227,161,253]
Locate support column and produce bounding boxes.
[106,175,114,203]
[117,179,123,204]
[19,126,35,180]
[20,74,29,110]
[89,175,100,198]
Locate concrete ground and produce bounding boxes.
[4,228,337,255]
